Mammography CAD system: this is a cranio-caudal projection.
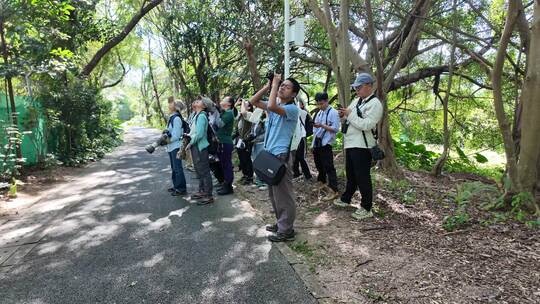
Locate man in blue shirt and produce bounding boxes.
[250,73,300,242]
[312,92,340,201]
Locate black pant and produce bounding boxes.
[210,159,224,183]
[341,148,373,211]
[237,143,253,180]
[313,144,338,192]
[293,137,312,179]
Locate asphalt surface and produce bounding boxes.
[0,127,316,304]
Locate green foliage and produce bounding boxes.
[290,240,315,258]
[393,139,439,170]
[442,212,470,232]
[0,118,24,181]
[36,77,123,166]
[443,182,499,231]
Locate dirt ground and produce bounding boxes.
[3,157,539,303]
[236,154,540,304]
[0,166,84,217]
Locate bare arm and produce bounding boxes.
[266,73,287,116]
[249,82,271,110]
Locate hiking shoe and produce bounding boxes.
[333,198,351,208]
[171,190,187,196]
[217,185,234,195]
[197,196,215,205]
[268,231,295,242]
[265,224,278,233]
[322,189,340,201]
[190,192,205,200]
[351,208,373,220]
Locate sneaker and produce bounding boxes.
[322,189,340,201]
[167,187,175,193]
[197,196,215,205]
[265,224,278,233]
[258,185,268,191]
[351,208,374,220]
[268,231,295,242]
[333,198,351,208]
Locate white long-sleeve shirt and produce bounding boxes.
[343,94,383,149]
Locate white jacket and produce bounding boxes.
[343,94,383,149]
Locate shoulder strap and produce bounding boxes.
[356,95,379,140]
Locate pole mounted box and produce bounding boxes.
[289,17,305,47]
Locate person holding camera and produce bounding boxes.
[185,97,215,205]
[312,92,340,201]
[215,96,236,195]
[292,99,313,180]
[244,106,266,190]
[334,73,383,220]
[236,98,255,185]
[166,97,188,196]
[250,73,300,242]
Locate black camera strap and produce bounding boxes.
[315,107,330,140]
[355,95,378,148]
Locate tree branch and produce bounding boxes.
[80,0,164,77]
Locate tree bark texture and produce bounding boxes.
[517,0,540,210]
[491,0,520,194]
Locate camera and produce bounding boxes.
[314,137,323,148]
[341,122,349,134]
[266,71,275,82]
[145,130,171,154]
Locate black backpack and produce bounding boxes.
[168,113,190,134]
[304,113,313,137]
[196,112,219,155]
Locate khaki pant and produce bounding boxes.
[268,153,296,234]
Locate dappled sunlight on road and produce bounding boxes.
[0,127,314,304]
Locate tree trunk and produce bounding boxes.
[0,17,22,158]
[80,0,163,77]
[491,0,520,195]
[432,0,457,177]
[147,44,167,125]
[365,0,402,176]
[243,38,262,90]
[517,0,540,211]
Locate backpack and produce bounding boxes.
[168,112,190,134]
[206,124,219,155]
[304,113,313,137]
[299,111,313,138]
[196,112,219,155]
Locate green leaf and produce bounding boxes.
[474,153,488,163]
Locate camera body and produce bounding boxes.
[145,130,172,154]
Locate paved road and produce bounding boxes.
[0,127,316,304]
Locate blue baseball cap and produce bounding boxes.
[351,73,375,89]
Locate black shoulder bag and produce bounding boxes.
[357,96,385,161]
[253,111,293,185]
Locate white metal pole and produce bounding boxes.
[284,0,290,78]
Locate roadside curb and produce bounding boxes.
[235,184,331,303]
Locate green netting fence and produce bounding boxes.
[1,93,49,166]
